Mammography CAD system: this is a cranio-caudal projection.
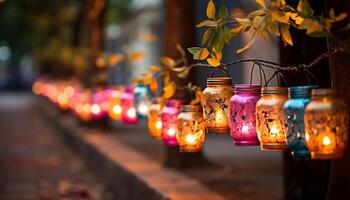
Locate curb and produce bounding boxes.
[37,99,226,200]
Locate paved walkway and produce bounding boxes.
[0,92,112,199]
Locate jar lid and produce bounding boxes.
[311,88,339,98]
[206,77,232,86]
[288,85,318,98]
[261,87,288,95]
[235,84,261,91]
[181,105,202,112]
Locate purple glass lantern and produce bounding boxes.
[230,84,261,146]
[121,86,138,124]
[161,99,182,146]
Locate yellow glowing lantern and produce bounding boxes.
[148,100,162,139]
[176,105,206,152]
[304,89,348,159]
[202,76,234,133]
[256,87,288,151]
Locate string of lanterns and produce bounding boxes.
[33,60,349,160]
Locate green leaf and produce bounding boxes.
[187,47,209,60]
[297,0,314,18]
[212,28,225,52]
[206,0,216,19]
[202,28,213,46]
[188,47,201,55]
[222,26,231,44]
[219,4,228,19]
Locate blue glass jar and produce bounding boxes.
[283,85,317,157]
[134,84,151,119]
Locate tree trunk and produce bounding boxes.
[163,0,209,168]
[325,1,350,200]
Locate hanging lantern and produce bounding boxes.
[202,73,234,133]
[108,87,124,121]
[256,87,288,151]
[229,84,261,146]
[161,99,182,146]
[176,105,206,152]
[147,99,162,139]
[134,84,151,118]
[283,85,317,157]
[304,89,348,159]
[121,86,138,124]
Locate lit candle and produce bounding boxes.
[121,86,138,124]
[134,84,151,118]
[161,100,182,146]
[147,100,162,139]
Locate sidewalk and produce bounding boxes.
[0,92,113,199]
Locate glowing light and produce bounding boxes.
[57,93,68,105]
[91,104,101,115]
[242,124,249,133]
[305,133,310,141]
[215,112,225,123]
[185,134,196,145]
[270,125,279,135]
[101,102,109,111]
[167,127,176,136]
[323,136,331,146]
[113,105,122,114]
[127,108,136,118]
[138,104,149,115]
[64,86,75,97]
[83,104,91,113]
[156,121,162,129]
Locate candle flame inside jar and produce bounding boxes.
[242,124,249,134]
[167,127,176,136]
[113,105,122,114]
[185,134,196,145]
[138,104,149,115]
[270,125,279,135]
[215,111,225,124]
[127,108,136,118]
[323,136,331,146]
[156,121,162,129]
[91,104,101,115]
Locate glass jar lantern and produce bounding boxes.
[108,87,124,121]
[134,84,151,119]
[176,105,206,152]
[121,86,138,124]
[202,73,234,133]
[230,84,261,146]
[256,87,288,151]
[283,85,317,157]
[148,99,162,139]
[304,89,348,159]
[161,99,182,146]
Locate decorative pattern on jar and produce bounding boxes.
[230,84,261,146]
[161,99,182,146]
[304,89,348,160]
[256,87,288,151]
[283,85,317,157]
[202,69,234,133]
[176,105,206,152]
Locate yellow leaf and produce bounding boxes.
[96,57,106,68]
[298,18,313,29]
[191,90,203,105]
[236,18,252,26]
[142,73,153,85]
[230,25,244,36]
[163,82,175,99]
[207,57,221,67]
[271,11,290,24]
[281,25,293,46]
[334,13,348,22]
[236,33,257,53]
[197,48,209,60]
[148,65,161,72]
[253,16,264,29]
[269,22,280,36]
[150,79,158,95]
[213,48,222,61]
[206,0,215,19]
[256,0,266,8]
[306,21,323,35]
[127,51,144,62]
[160,57,176,67]
[248,10,267,19]
[196,20,210,27]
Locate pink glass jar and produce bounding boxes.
[161,99,182,146]
[121,86,138,124]
[230,84,261,146]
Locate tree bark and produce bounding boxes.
[163,0,209,168]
